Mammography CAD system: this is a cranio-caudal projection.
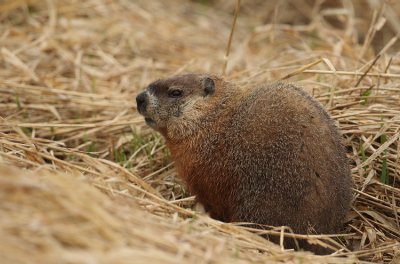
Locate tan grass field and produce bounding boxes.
[1,0,400,263]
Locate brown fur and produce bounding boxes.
[136,73,352,254]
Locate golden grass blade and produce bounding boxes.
[1,0,400,262]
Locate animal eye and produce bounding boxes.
[168,89,183,98]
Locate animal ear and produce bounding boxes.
[202,77,215,96]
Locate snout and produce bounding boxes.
[136,91,148,115]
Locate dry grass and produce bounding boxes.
[0,0,400,263]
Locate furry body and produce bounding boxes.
[136,74,352,253]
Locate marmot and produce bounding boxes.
[136,73,352,253]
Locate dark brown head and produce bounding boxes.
[136,73,223,140]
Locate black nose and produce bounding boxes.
[136,92,148,114]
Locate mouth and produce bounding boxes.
[144,117,156,126]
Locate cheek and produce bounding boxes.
[174,101,185,117]
[148,97,178,122]
[148,94,158,107]
[177,98,203,120]
[146,97,162,118]
[163,98,185,118]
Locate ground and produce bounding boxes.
[0,0,400,263]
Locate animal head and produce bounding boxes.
[136,73,222,140]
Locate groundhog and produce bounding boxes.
[136,73,352,253]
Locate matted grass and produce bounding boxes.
[0,0,399,263]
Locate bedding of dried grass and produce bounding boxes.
[0,0,400,263]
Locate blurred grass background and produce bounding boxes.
[0,0,400,263]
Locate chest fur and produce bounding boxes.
[167,138,234,221]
